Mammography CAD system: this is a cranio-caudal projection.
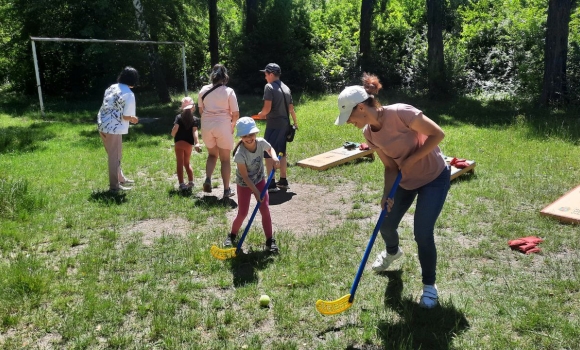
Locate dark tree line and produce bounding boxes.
[0,0,578,106]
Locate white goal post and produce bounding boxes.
[30,36,188,116]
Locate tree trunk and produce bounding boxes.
[360,0,376,72]
[132,0,170,103]
[541,0,575,105]
[245,0,259,35]
[427,0,447,98]
[209,0,219,66]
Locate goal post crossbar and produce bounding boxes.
[30,36,188,116]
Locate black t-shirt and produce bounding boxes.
[173,114,200,144]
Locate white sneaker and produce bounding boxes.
[110,185,132,193]
[371,247,403,272]
[419,284,439,309]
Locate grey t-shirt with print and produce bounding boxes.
[263,80,292,129]
[234,138,272,187]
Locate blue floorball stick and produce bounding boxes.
[210,168,276,260]
[316,171,402,315]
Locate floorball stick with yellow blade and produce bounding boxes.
[316,172,402,315]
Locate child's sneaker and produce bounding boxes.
[179,183,189,191]
[266,237,279,252]
[371,247,403,272]
[203,178,212,193]
[419,284,439,309]
[224,234,237,247]
[224,187,236,197]
[276,178,289,189]
[268,181,279,193]
[120,179,135,186]
[187,181,194,189]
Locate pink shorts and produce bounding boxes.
[201,117,234,150]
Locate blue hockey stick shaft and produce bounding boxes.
[348,172,402,303]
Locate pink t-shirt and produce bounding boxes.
[363,103,446,190]
[197,84,239,121]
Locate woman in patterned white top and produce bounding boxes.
[97,66,140,192]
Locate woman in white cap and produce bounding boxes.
[335,73,450,309]
[197,64,240,198]
[224,117,280,252]
[171,97,201,191]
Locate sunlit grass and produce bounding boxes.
[0,92,579,349]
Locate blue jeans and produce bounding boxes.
[379,166,450,285]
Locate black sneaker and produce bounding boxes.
[268,181,279,193]
[224,234,237,247]
[266,237,279,252]
[276,178,289,189]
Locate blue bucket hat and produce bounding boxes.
[236,117,260,137]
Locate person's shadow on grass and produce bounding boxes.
[229,249,277,287]
[168,188,195,198]
[376,271,470,350]
[192,195,238,209]
[89,190,128,205]
[268,188,296,205]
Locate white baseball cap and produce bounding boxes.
[335,86,369,125]
[236,117,260,137]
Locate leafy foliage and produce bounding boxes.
[0,0,579,102]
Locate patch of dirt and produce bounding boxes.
[221,182,375,237]
[122,182,413,244]
[124,217,191,246]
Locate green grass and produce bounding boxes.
[1,91,580,349]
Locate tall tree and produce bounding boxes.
[209,0,219,65]
[360,0,377,72]
[541,0,576,105]
[132,0,171,103]
[245,0,259,35]
[426,0,447,97]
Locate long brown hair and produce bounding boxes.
[180,108,195,130]
[361,72,383,108]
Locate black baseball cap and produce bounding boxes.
[259,63,281,74]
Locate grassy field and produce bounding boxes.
[1,90,580,349]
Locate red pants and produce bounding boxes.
[231,180,272,238]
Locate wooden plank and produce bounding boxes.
[540,184,580,224]
[297,147,375,171]
[444,157,477,181]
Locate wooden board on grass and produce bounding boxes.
[297,147,375,171]
[444,157,477,181]
[540,184,580,224]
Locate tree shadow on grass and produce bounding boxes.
[229,249,277,287]
[89,190,128,205]
[0,124,56,154]
[192,195,238,209]
[376,271,470,350]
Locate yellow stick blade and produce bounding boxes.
[315,294,353,315]
[210,245,237,260]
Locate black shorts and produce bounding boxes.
[264,125,289,158]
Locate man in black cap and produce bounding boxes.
[257,63,299,192]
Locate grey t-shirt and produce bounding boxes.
[234,138,272,187]
[263,80,293,129]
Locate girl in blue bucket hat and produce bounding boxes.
[224,117,281,252]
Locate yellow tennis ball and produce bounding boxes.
[259,294,270,307]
